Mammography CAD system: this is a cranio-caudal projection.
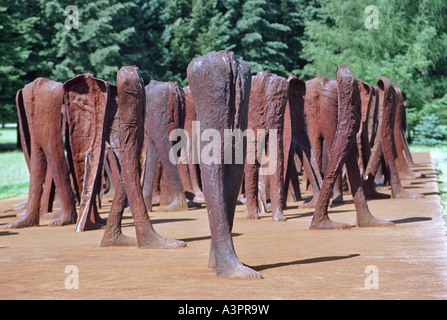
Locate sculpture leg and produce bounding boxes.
[345,146,394,227]
[39,170,55,216]
[6,143,46,228]
[267,132,286,221]
[142,138,159,211]
[394,125,421,179]
[297,150,320,208]
[188,162,205,202]
[44,138,77,227]
[153,133,188,211]
[308,130,352,229]
[379,86,422,199]
[244,162,260,219]
[100,177,136,246]
[115,66,185,249]
[188,50,261,278]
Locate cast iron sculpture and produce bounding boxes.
[187,50,262,278]
[64,73,109,231]
[142,80,188,212]
[6,78,77,228]
[356,80,386,198]
[244,70,288,221]
[101,66,186,248]
[183,85,205,203]
[365,77,423,199]
[304,76,345,204]
[393,86,421,180]
[308,65,394,229]
[283,75,323,208]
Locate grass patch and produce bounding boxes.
[410,144,447,219]
[0,126,18,144]
[0,150,29,200]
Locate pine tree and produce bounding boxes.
[235,0,291,75]
[299,0,447,133]
[44,0,137,83]
[0,0,39,124]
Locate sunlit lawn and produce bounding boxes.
[0,149,29,200]
[0,127,17,144]
[410,144,447,216]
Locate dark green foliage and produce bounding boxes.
[299,0,447,134]
[413,115,447,146]
[0,0,445,137]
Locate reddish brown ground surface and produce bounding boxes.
[0,152,446,300]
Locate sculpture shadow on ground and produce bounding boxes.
[390,216,432,224]
[252,253,360,272]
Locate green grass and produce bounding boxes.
[0,126,17,144]
[0,150,29,200]
[410,144,447,218]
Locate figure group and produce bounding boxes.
[6,50,424,278]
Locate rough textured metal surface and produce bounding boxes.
[187,50,261,278]
[6,78,76,229]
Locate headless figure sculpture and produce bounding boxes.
[393,86,421,180]
[187,50,262,278]
[64,74,109,231]
[183,86,205,203]
[365,77,423,199]
[142,80,188,212]
[284,76,323,208]
[6,78,77,228]
[244,71,288,221]
[305,76,344,204]
[308,65,394,229]
[101,66,186,249]
[356,80,387,199]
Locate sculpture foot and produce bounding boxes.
[272,211,286,221]
[193,191,205,203]
[308,216,351,230]
[158,196,188,212]
[246,210,260,220]
[138,232,187,249]
[392,188,424,199]
[5,215,39,229]
[357,215,395,228]
[48,213,77,227]
[135,219,186,249]
[216,260,263,279]
[399,171,422,180]
[100,229,137,247]
[40,209,62,219]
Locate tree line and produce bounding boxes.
[1,0,446,141]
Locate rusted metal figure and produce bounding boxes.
[187,50,262,278]
[101,66,186,249]
[6,78,77,229]
[365,77,423,199]
[308,65,394,229]
[244,71,288,221]
[142,80,188,212]
[64,74,109,231]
